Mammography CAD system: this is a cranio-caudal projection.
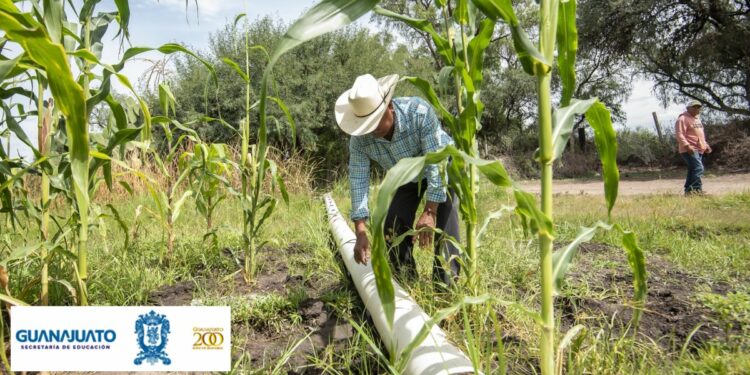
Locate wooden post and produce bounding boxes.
[577,127,586,152]
[652,112,664,142]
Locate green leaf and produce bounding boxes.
[397,294,491,369]
[477,205,515,246]
[110,70,151,143]
[0,51,24,81]
[267,96,296,149]
[511,24,551,76]
[158,83,176,117]
[0,242,42,266]
[0,293,30,306]
[0,0,89,262]
[470,0,517,24]
[471,0,550,76]
[467,18,495,87]
[2,103,37,154]
[43,0,64,43]
[512,188,554,239]
[268,0,380,70]
[549,98,597,161]
[616,224,647,328]
[557,0,577,107]
[233,13,246,27]
[171,190,192,223]
[372,146,512,325]
[402,76,456,129]
[551,221,612,293]
[585,101,619,217]
[113,0,130,40]
[373,6,454,65]
[221,57,248,82]
[106,203,129,251]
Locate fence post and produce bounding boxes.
[652,112,664,142]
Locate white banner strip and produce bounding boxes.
[11,306,231,371]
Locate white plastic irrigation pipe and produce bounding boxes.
[324,194,476,375]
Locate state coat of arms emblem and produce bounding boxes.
[134,310,171,365]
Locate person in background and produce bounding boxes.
[675,99,712,195]
[334,73,460,287]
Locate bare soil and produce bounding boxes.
[518,172,750,196]
[558,243,737,350]
[82,245,359,375]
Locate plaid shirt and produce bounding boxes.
[349,96,454,220]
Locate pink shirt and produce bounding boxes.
[675,112,709,154]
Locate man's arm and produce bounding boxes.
[349,140,371,264]
[675,115,692,152]
[416,101,449,248]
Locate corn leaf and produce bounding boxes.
[470,0,517,24]
[267,0,380,69]
[477,205,515,246]
[0,242,42,267]
[548,98,597,161]
[402,76,456,129]
[0,293,29,306]
[113,0,129,40]
[171,190,193,223]
[557,0,577,107]
[396,294,491,369]
[471,0,550,76]
[467,18,495,87]
[550,221,647,328]
[158,83,176,117]
[512,188,554,239]
[585,101,619,217]
[616,224,647,328]
[267,96,296,149]
[372,146,512,325]
[551,221,611,294]
[0,0,89,265]
[221,57,249,82]
[373,6,454,65]
[43,0,64,43]
[0,51,24,82]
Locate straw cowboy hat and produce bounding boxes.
[335,74,399,136]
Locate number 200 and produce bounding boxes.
[193,332,224,347]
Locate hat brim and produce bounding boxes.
[335,74,399,136]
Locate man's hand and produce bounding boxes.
[414,201,438,248]
[354,232,371,264]
[705,145,712,154]
[353,220,370,265]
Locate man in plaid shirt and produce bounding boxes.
[335,74,460,286]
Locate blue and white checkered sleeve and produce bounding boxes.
[418,102,448,203]
[348,139,371,220]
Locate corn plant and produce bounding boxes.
[0,0,215,305]
[366,1,647,373]
[245,0,645,372]
[180,142,234,246]
[221,14,296,283]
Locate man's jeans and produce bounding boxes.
[384,181,461,287]
[680,151,704,193]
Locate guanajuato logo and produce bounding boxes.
[134,310,171,365]
[15,328,116,350]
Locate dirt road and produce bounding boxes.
[517,172,750,196]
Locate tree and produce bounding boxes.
[158,16,434,171]
[579,0,750,117]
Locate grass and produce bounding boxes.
[2,174,749,373]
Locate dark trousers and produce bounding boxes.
[681,151,704,193]
[385,181,461,286]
